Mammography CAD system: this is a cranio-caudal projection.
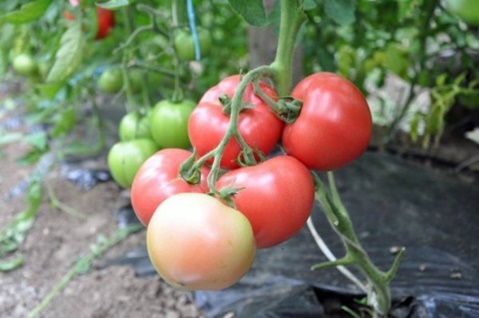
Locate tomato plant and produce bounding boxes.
[147,192,255,290]
[216,155,315,248]
[97,69,123,94]
[188,75,284,169]
[444,0,479,26]
[131,148,210,226]
[107,139,158,189]
[119,111,152,141]
[12,53,37,77]
[174,28,212,61]
[282,72,372,171]
[149,99,195,149]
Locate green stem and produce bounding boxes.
[270,0,306,96]
[313,172,404,316]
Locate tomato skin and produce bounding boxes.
[174,28,212,61]
[97,69,123,94]
[95,7,115,40]
[282,72,372,171]
[188,75,284,169]
[149,100,195,149]
[147,193,255,290]
[216,155,315,248]
[119,111,152,141]
[131,149,210,226]
[12,53,37,77]
[444,0,479,26]
[107,139,158,189]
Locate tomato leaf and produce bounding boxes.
[96,0,132,10]
[228,0,268,27]
[324,0,356,25]
[46,22,84,83]
[0,0,53,25]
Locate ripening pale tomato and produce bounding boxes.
[107,139,158,188]
[188,75,284,169]
[216,155,315,248]
[131,149,210,226]
[147,193,256,290]
[282,72,372,171]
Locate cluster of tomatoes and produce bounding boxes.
[113,72,372,291]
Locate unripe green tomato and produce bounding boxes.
[12,53,37,77]
[444,0,479,26]
[107,139,158,188]
[173,28,212,61]
[119,111,152,141]
[128,69,144,94]
[149,99,195,149]
[98,69,123,94]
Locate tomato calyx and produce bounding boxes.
[179,152,203,185]
[215,186,243,209]
[252,80,302,123]
[235,147,265,167]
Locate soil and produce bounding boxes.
[1,77,478,318]
[0,82,204,318]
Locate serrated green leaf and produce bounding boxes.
[96,0,132,10]
[324,0,356,25]
[46,22,84,83]
[228,0,268,27]
[0,0,53,25]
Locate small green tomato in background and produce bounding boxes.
[119,111,152,141]
[98,69,123,94]
[128,69,144,94]
[107,139,158,188]
[444,0,479,26]
[12,53,38,77]
[149,99,195,149]
[174,28,212,61]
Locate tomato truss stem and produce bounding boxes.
[312,172,405,317]
[192,66,275,193]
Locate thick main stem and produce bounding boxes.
[270,0,306,96]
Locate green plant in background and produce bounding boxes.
[302,0,479,147]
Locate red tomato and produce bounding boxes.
[95,7,115,40]
[147,193,256,290]
[216,155,315,248]
[65,0,114,40]
[282,72,372,171]
[188,75,284,169]
[131,148,209,226]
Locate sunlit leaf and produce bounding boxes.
[46,22,84,83]
[228,0,268,27]
[324,0,356,25]
[0,0,53,25]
